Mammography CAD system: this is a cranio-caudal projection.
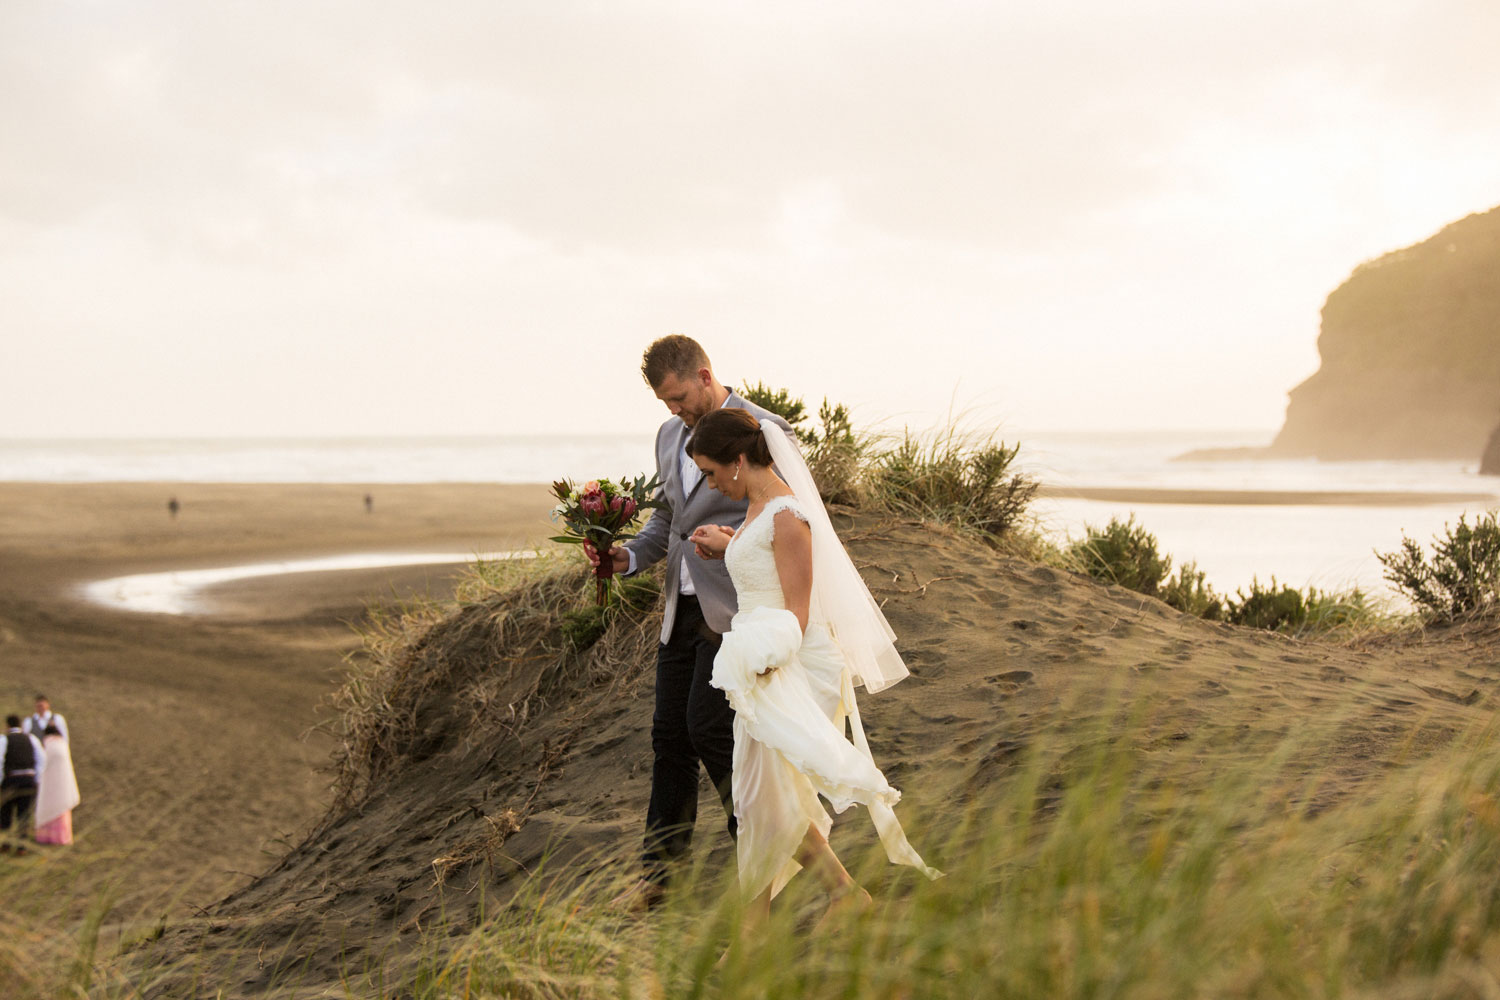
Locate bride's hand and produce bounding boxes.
[691,524,734,560]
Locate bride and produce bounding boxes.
[686,407,939,934]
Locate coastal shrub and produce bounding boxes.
[1066,515,1171,595]
[1160,559,1224,620]
[744,383,1041,531]
[1069,519,1227,619]
[1224,577,1308,632]
[868,429,1038,539]
[741,381,812,444]
[1218,579,1376,637]
[1377,510,1500,621]
[741,383,865,505]
[1064,519,1386,636]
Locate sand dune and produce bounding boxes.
[112,511,1500,995]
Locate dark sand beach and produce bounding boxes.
[0,482,553,913]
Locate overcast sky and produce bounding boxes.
[3,1,1497,439]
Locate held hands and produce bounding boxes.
[690,524,736,560]
[582,540,630,575]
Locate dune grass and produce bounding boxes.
[335,689,1500,1000]
[12,543,1500,997]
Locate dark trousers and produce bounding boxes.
[0,778,37,843]
[642,594,736,884]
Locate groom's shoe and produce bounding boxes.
[611,878,666,914]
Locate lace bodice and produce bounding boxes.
[725,495,809,613]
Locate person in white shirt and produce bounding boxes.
[22,695,68,744]
[2,714,47,855]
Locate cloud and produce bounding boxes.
[2,1,1498,436]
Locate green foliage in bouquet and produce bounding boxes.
[548,474,664,551]
[550,473,666,604]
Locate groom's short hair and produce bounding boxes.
[641,335,710,388]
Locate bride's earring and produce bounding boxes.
[733,463,740,481]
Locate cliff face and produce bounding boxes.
[1271,206,1500,461]
[1482,422,1500,476]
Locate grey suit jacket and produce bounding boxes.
[624,391,794,643]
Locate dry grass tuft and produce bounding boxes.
[322,552,662,811]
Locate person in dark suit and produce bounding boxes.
[1,714,46,855]
[590,335,793,907]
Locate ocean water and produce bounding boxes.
[1015,430,1499,603]
[0,435,660,484]
[6,432,1499,604]
[82,550,537,615]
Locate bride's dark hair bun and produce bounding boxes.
[688,408,772,467]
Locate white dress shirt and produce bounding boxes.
[628,396,731,596]
[23,711,68,743]
[1,728,47,782]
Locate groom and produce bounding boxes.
[591,335,792,906]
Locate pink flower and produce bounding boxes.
[609,496,624,513]
[584,480,600,494]
[622,497,637,518]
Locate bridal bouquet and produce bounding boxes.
[550,474,665,604]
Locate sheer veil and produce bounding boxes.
[761,419,910,693]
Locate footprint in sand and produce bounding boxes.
[1413,684,1482,706]
[985,670,1035,690]
[1198,680,1230,698]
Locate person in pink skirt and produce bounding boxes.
[33,725,79,846]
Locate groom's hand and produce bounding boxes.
[583,540,630,574]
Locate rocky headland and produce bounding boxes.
[1269,205,1500,463]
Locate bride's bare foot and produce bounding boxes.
[814,885,872,933]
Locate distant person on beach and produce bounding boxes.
[168,496,180,519]
[686,408,939,940]
[23,695,67,744]
[364,493,373,513]
[586,335,792,909]
[33,725,79,846]
[1,714,46,855]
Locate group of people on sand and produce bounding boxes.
[1,696,80,855]
[580,336,939,943]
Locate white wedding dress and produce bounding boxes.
[712,494,940,901]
